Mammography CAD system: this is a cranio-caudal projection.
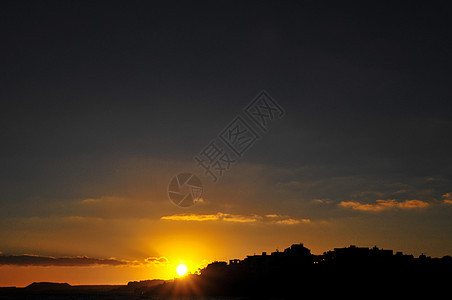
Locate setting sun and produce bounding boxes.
[176,264,188,276]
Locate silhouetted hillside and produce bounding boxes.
[141,243,452,298]
[1,243,451,299]
[1,282,132,299]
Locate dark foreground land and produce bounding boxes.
[1,243,451,299]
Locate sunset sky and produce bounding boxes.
[1,1,452,287]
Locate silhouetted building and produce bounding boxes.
[201,261,228,277]
[284,243,311,256]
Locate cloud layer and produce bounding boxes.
[0,253,172,267]
[339,199,430,212]
[144,257,168,264]
[442,193,452,204]
[0,254,130,267]
[161,212,311,225]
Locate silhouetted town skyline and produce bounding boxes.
[220,242,450,267]
[200,242,451,279]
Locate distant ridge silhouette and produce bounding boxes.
[25,282,71,291]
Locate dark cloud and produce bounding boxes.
[0,254,129,267]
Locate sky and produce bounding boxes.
[1,0,452,287]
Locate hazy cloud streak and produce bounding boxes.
[0,255,131,267]
[144,257,168,264]
[161,212,311,225]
